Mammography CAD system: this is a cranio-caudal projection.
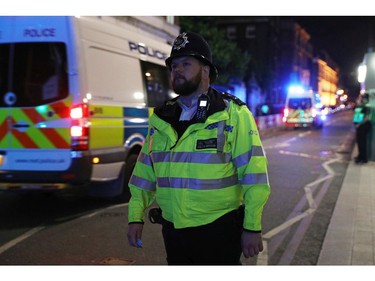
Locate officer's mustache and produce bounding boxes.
[173,74,186,83]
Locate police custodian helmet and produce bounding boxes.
[165,31,218,82]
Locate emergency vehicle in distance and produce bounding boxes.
[283,85,326,129]
[0,16,175,200]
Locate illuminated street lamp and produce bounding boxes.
[358,63,367,84]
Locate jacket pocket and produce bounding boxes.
[149,134,168,152]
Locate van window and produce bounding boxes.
[85,47,172,107]
[87,47,145,106]
[0,43,68,107]
[140,61,173,108]
[288,98,312,110]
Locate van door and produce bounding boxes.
[288,97,313,121]
[0,42,72,171]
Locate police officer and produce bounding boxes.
[353,93,371,164]
[127,31,271,265]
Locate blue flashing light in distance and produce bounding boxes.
[288,85,305,95]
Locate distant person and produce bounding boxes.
[353,93,371,164]
[126,31,271,265]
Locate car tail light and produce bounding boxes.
[70,104,89,151]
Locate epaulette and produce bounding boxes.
[221,92,246,106]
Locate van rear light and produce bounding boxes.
[70,104,89,151]
[283,108,289,117]
[311,108,317,117]
[71,126,83,137]
[70,104,89,119]
[70,107,84,119]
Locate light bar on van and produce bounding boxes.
[288,85,305,95]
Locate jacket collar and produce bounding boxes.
[154,87,226,120]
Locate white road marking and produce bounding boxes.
[0,202,130,255]
[257,128,345,265]
[256,240,268,265]
[0,226,45,255]
[79,202,129,219]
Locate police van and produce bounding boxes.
[283,86,325,129]
[0,16,175,200]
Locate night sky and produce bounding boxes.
[292,16,374,98]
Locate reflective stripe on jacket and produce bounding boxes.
[128,89,270,230]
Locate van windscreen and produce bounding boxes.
[0,42,68,107]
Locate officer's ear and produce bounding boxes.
[202,64,210,80]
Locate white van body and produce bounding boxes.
[0,16,175,199]
[283,89,324,129]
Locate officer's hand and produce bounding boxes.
[241,231,264,258]
[127,223,144,248]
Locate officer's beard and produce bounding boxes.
[172,69,202,97]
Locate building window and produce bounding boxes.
[245,25,256,39]
[227,26,237,40]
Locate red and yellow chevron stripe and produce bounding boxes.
[0,100,71,149]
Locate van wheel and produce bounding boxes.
[121,153,138,202]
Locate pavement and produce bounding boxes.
[318,145,375,265]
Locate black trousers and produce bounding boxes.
[356,121,371,162]
[161,210,243,265]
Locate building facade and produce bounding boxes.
[217,16,339,115]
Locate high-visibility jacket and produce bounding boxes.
[128,88,270,231]
[353,104,370,124]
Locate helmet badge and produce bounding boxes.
[173,32,189,50]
